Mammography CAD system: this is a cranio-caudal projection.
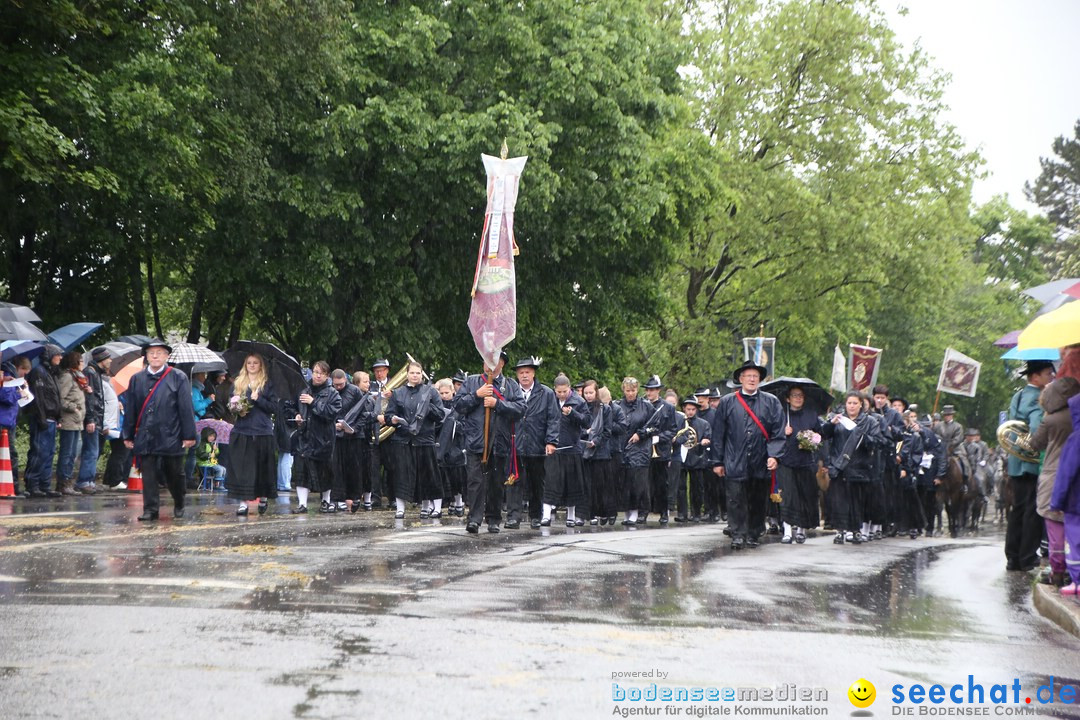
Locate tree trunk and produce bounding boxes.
[187,285,205,344]
[227,303,245,348]
[129,246,147,334]
[145,247,163,339]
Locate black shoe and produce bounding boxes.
[731,537,745,550]
[910,529,919,539]
[638,515,648,524]
[237,506,249,516]
[173,506,185,519]
[766,524,780,535]
[530,519,541,529]
[674,515,687,523]
[780,535,793,544]
[746,537,760,548]
[487,524,500,534]
[795,531,806,544]
[833,533,844,544]
[258,500,268,515]
[575,518,585,527]
[29,490,46,498]
[350,500,362,514]
[659,515,669,525]
[504,520,520,529]
[320,501,337,514]
[45,490,62,498]
[429,510,442,519]
[722,527,732,536]
[622,519,636,526]
[540,518,551,527]
[290,505,308,514]
[137,511,159,522]
[466,522,479,534]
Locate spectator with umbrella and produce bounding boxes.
[75,347,112,494]
[56,351,89,495]
[1,354,33,496]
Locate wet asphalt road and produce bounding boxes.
[0,492,1077,720]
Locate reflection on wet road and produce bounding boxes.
[0,493,1077,719]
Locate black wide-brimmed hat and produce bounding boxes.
[682,396,701,408]
[143,338,172,355]
[965,427,979,437]
[732,360,767,383]
[371,358,390,369]
[709,387,723,398]
[643,374,663,389]
[1019,359,1054,376]
[514,356,542,370]
[941,404,956,415]
[452,369,467,384]
[694,387,710,397]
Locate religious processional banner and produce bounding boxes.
[742,337,776,381]
[936,347,981,397]
[848,344,882,393]
[468,153,527,369]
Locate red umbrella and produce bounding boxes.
[1064,280,1080,299]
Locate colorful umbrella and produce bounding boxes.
[46,322,104,351]
[168,342,223,366]
[96,341,143,370]
[195,418,233,444]
[1017,301,1080,350]
[993,330,1021,349]
[1034,293,1075,318]
[1021,278,1080,303]
[111,360,144,395]
[1000,346,1060,361]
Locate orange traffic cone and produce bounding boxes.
[0,429,16,498]
[127,458,143,493]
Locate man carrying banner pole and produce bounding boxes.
[455,145,528,534]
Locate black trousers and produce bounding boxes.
[103,438,131,487]
[1005,473,1041,568]
[465,453,506,526]
[141,454,186,515]
[667,455,682,509]
[647,458,669,516]
[726,475,769,539]
[512,455,548,522]
[677,468,705,518]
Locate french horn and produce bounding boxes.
[996,420,1040,464]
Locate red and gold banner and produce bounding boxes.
[848,344,882,393]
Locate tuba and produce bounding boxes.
[673,420,698,450]
[375,355,419,443]
[996,420,1040,464]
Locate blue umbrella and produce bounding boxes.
[47,322,104,351]
[1,340,45,364]
[1000,346,1060,361]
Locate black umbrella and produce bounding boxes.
[95,341,144,372]
[760,376,834,414]
[0,320,48,342]
[224,340,305,398]
[0,301,42,324]
[113,334,155,347]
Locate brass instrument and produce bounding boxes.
[376,354,421,443]
[996,420,1040,464]
[673,420,698,450]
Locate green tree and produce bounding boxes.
[1026,119,1080,279]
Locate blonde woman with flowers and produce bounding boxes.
[229,354,280,516]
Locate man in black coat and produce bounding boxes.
[453,351,525,534]
[511,356,559,529]
[331,369,365,511]
[122,340,198,521]
[24,344,64,497]
[710,360,784,549]
[642,375,678,524]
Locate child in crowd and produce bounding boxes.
[196,427,227,489]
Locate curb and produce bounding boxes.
[1032,583,1080,639]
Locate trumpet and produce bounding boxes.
[673,420,698,449]
[996,420,1040,464]
[376,353,422,443]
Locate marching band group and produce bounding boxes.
[179,345,994,550]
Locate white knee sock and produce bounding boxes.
[566,506,576,522]
[542,503,553,521]
[396,498,406,513]
[432,498,442,512]
[783,522,793,538]
[363,491,371,503]
[321,490,332,505]
[627,509,639,522]
[454,493,463,507]
[860,522,871,537]
[296,487,309,507]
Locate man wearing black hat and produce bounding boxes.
[710,360,784,548]
[872,384,905,538]
[1005,360,1054,571]
[24,344,64,498]
[675,397,712,522]
[123,340,198,521]
[511,356,558,529]
[641,374,678,524]
[963,427,991,529]
[454,351,525,533]
[369,358,392,507]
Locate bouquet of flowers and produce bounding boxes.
[796,429,822,452]
[228,394,252,418]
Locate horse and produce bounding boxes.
[936,456,968,538]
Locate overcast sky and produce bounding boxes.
[881,0,1080,214]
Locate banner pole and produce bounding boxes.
[932,391,941,416]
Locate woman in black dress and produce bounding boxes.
[821,391,883,544]
[229,354,279,516]
[775,386,823,544]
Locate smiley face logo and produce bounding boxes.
[848,679,876,708]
